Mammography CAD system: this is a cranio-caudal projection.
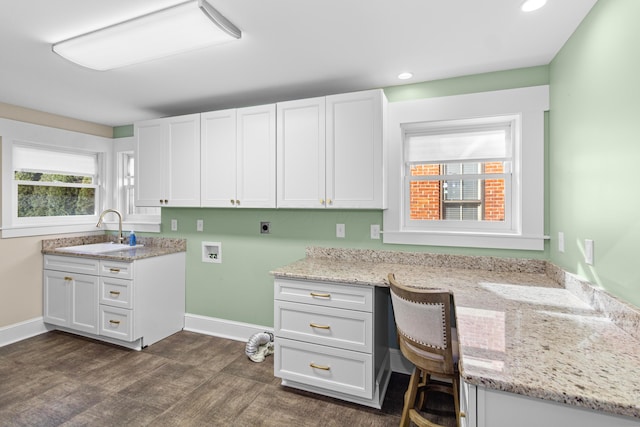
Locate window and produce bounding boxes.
[116,150,160,222]
[403,117,514,232]
[383,86,549,250]
[12,144,101,225]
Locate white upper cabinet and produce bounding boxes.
[135,113,201,207]
[277,97,326,208]
[201,104,276,208]
[277,89,387,209]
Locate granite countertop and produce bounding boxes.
[41,235,186,261]
[271,247,640,420]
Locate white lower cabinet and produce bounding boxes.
[44,270,99,335]
[463,381,640,427]
[43,253,185,350]
[273,278,391,408]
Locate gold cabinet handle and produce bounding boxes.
[109,320,121,325]
[327,199,332,205]
[64,276,73,281]
[310,363,330,371]
[164,199,168,204]
[236,199,240,205]
[460,411,466,418]
[310,323,330,330]
[310,292,331,298]
[319,199,325,205]
[230,199,235,205]
[109,268,120,273]
[109,291,121,296]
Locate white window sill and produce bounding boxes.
[382,230,547,251]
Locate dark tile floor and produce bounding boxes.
[0,331,421,426]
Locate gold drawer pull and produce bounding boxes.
[310,292,330,298]
[64,276,73,281]
[109,268,121,273]
[109,291,121,296]
[310,323,330,330]
[109,320,121,325]
[310,363,330,371]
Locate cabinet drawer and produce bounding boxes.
[99,306,134,341]
[44,255,100,275]
[274,278,373,312]
[274,337,372,399]
[275,300,372,353]
[100,277,133,309]
[100,260,133,280]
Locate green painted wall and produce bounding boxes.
[549,0,640,307]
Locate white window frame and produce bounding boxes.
[1,118,113,238]
[383,86,549,250]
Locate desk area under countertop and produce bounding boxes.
[271,247,640,422]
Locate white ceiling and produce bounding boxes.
[0,0,597,127]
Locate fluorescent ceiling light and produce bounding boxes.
[398,72,413,80]
[52,0,241,71]
[521,0,547,12]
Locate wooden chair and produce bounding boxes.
[388,273,461,427]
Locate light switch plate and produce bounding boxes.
[196,219,204,232]
[336,223,345,238]
[585,239,594,265]
[171,219,178,231]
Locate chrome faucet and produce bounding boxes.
[96,209,124,244]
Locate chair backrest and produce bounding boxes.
[388,273,457,375]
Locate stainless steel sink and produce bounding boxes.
[56,242,143,254]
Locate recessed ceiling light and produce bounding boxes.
[521,0,547,12]
[398,72,413,80]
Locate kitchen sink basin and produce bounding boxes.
[56,242,143,254]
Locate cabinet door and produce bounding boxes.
[237,104,276,208]
[201,109,237,207]
[135,119,165,207]
[69,273,99,334]
[43,270,70,327]
[136,114,201,207]
[277,97,326,208]
[43,270,98,334]
[326,89,385,209]
[166,113,201,207]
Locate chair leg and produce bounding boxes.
[401,366,421,427]
[452,376,461,427]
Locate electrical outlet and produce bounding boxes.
[260,221,270,234]
[336,223,345,238]
[171,219,178,231]
[371,224,381,239]
[197,219,204,232]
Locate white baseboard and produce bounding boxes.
[183,313,273,342]
[0,317,51,347]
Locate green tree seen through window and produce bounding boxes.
[15,172,95,217]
